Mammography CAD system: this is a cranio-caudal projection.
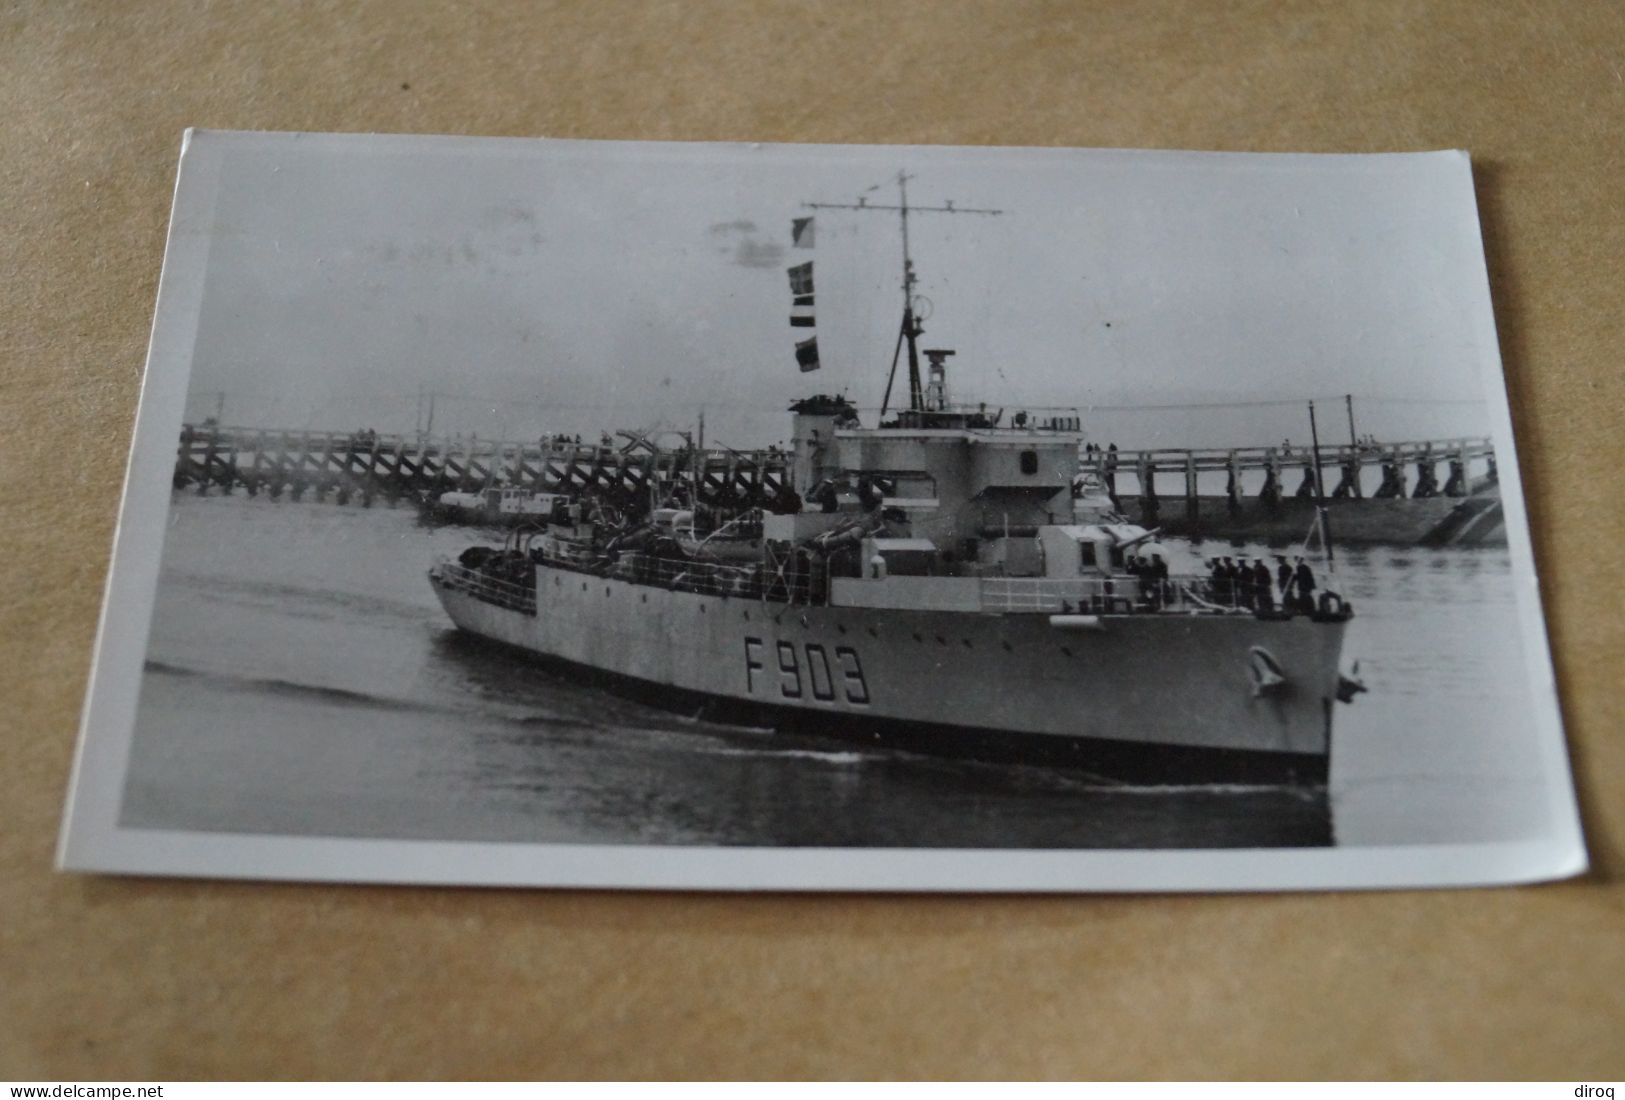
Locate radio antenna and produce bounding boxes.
[805,172,1001,416]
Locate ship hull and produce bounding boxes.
[430,566,1348,785]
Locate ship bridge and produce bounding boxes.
[788,412,1085,570]
[788,336,1086,559]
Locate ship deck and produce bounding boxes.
[437,541,1350,623]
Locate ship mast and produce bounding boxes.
[805,172,1001,416]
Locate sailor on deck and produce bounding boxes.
[1151,553,1171,607]
[1252,559,1275,612]
[1294,557,1317,613]
[1220,557,1239,606]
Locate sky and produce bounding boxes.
[181,133,1501,451]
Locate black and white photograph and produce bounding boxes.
[58,131,1583,890]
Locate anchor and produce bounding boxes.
[1248,645,1288,697]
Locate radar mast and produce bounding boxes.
[804,173,1001,416]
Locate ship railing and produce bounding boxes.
[861,404,1084,433]
[978,574,1258,615]
[531,538,602,571]
[604,552,782,601]
[529,538,832,606]
[435,561,537,615]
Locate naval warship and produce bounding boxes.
[428,185,1358,785]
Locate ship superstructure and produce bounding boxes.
[428,176,1357,784]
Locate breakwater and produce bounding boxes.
[1091,437,1503,546]
[173,425,1503,546]
[172,426,793,509]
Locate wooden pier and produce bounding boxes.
[172,425,794,510]
[1085,437,1504,546]
[174,425,1505,546]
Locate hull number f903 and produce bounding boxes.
[745,637,869,705]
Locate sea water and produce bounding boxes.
[117,494,1556,850]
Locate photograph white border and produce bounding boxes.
[57,131,1586,891]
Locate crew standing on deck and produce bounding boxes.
[1128,554,1152,606]
[1252,558,1275,612]
[1220,557,1239,606]
[1294,556,1317,613]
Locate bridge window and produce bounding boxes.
[1020,450,1039,475]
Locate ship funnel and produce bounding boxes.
[788,394,858,494]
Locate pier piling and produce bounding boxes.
[171,423,1497,544]
[1082,435,1500,544]
[171,424,796,513]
